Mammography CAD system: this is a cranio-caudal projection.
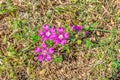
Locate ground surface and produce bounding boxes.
[0,0,120,80]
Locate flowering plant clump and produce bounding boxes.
[34,24,85,62]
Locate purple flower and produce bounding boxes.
[38,24,56,41]
[36,54,44,62]
[53,27,69,45]
[84,31,89,35]
[34,43,54,62]
[34,47,41,53]
[72,26,82,32]
[45,54,52,62]
[36,54,52,62]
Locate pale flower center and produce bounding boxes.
[42,50,47,55]
[46,32,51,36]
[59,35,63,39]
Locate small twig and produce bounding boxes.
[102,5,110,16]
[8,29,18,38]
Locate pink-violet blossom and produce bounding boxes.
[53,27,69,45]
[34,43,54,62]
[38,24,56,41]
[72,25,82,32]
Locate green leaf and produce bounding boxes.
[111,61,119,69]
[91,21,99,28]
[7,44,17,56]
[69,31,76,42]
[32,35,39,42]
[3,35,7,44]
[70,0,78,3]
[77,40,82,45]
[6,0,12,4]
[63,24,68,28]
[55,6,64,13]
[45,40,53,47]
[86,22,99,31]
[63,24,69,31]
[19,20,23,26]
[7,51,16,57]
[70,36,76,41]
[46,10,52,18]
[63,45,70,53]
[53,56,62,63]
[85,39,93,48]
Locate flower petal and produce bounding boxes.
[84,31,89,35]
[45,54,52,62]
[64,32,69,39]
[34,47,41,53]
[50,27,55,33]
[41,37,47,41]
[42,43,47,49]
[43,24,49,31]
[72,26,82,31]
[38,30,44,36]
[36,54,44,62]
[61,40,66,45]
[54,39,59,45]
[57,27,64,33]
[50,33,56,39]
[48,48,54,54]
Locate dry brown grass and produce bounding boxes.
[0,0,120,80]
